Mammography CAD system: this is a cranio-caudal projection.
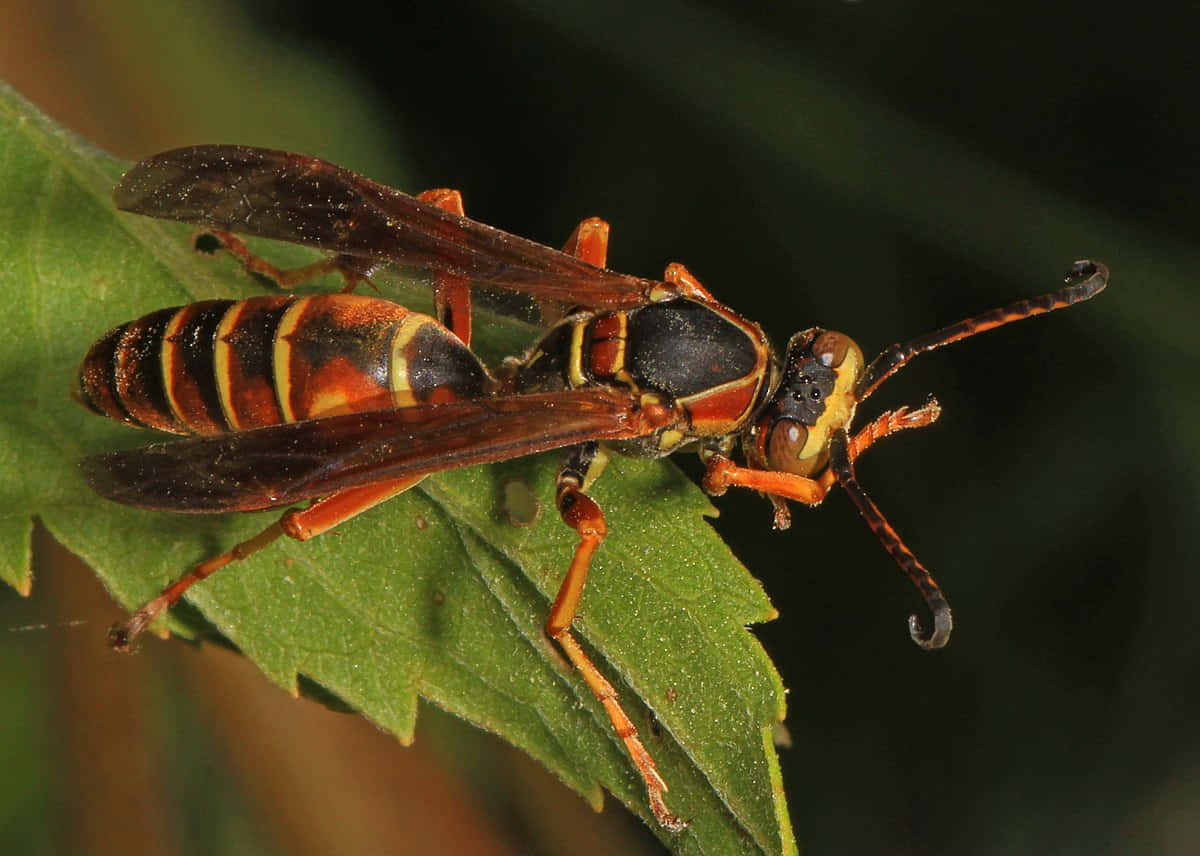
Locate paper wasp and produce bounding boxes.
[76,145,1108,830]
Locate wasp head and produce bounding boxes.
[749,328,865,477]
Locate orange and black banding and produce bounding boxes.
[76,320,140,427]
[77,307,190,433]
[273,295,415,421]
[389,315,493,405]
[213,297,292,430]
[76,294,491,437]
[165,300,243,433]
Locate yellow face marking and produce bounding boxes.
[272,297,309,423]
[797,343,864,464]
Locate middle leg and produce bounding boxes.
[545,443,683,831]
[416,189,474,346]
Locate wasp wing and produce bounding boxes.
[81,389,660,513]
[114,145,656,310]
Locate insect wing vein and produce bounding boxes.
[80,389,651,512]
[114,145,652,307]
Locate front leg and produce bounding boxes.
[703,399,951,649]
[703,399,943,528]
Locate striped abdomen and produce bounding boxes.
[76,294,491,435]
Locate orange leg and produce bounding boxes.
[545,446,683,831]
[109,476,422,652]
[561,216,610,268]
[199,229,375,293]
[415,189,474,346]
[816,397,942,493]
[702,401,949,649]
[662,262,717,302]
[523,215,613,323]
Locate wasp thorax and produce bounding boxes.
[759,328,864,476]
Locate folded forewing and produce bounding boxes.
[115,145,656,309]
[82,389,657,512]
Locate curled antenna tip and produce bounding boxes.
[908,604,953,650]
[1065,259,1109,297]
[1067,259,1097,280]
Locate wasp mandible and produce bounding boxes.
[77,146,1108,830]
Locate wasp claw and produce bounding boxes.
[108,595,169,652]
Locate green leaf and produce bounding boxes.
[0,83,795,855]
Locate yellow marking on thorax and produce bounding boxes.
[610,313,634,386]
[567,319,588,388]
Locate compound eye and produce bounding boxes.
[766,417,814,476]
[811,331,854,369]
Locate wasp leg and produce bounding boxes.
[108,476,423,652]
[199,229,376,293]
[829,430,952,650]
[815,397,943,494]
[662,262,717,302]
[521,215,613,323]
[561,216,610,267]
[545,444,683,831]
[703,456,829,531]
[702,400,949,648]
[413,192,615,342]
[415,189,474,346]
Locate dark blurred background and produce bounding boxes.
[4,1,1198,853]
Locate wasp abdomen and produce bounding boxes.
[76,295,490,436]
